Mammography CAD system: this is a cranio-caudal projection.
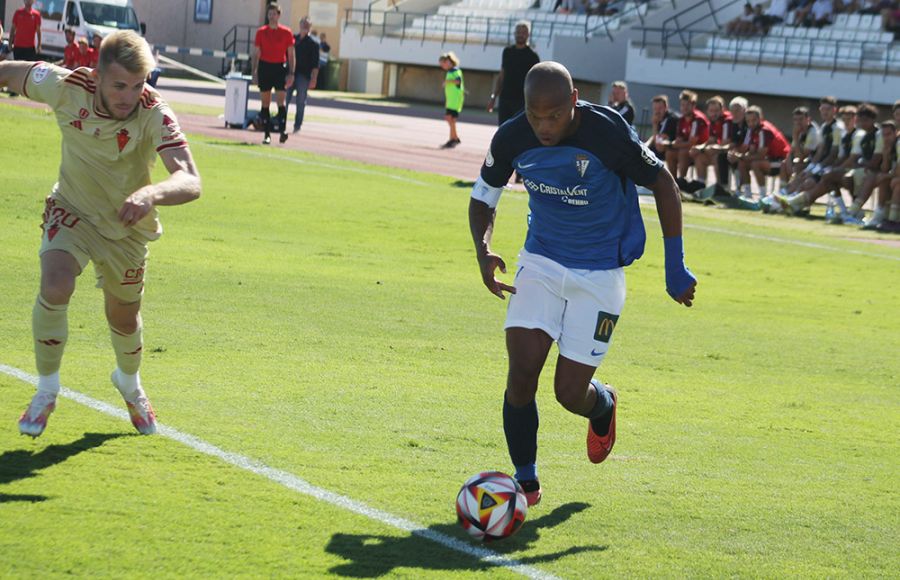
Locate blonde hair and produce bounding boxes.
[440,51,460,67]
[97,30,155,77]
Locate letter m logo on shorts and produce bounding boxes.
[593,312,620,343]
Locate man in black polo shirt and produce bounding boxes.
[607,80,635,126]
[487,21,540,126]
[645,95,679,162]
[286,16,319,135]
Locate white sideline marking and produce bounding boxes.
[682,223,900,262]
[201,142,433,187]
[0,363,559,580]
[508,193,899,261]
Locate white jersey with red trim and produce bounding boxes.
[23,62,188,241]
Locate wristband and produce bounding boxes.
[663,236,696,300]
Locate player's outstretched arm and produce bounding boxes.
[469,197,516,300]
[649,167,697,307]
[0,61,37,94]
[118,147,202,227]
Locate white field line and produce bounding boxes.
[503,193,899,261]
[200,142,433,187]
[682,223,900,262]
[0,363,559,580]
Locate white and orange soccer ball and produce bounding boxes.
[455,471,527,542]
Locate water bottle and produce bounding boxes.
[824,195,835,221]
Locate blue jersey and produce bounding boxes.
[480,101,663,270]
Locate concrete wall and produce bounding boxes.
[134,0,269,73]
[288,0,352,59]
[392,63,493,104]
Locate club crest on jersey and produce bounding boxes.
[69,120,83,131]
[32,64,50,84]
[575,155,590,178]
[79,108,89,119]
[116,129,131,152]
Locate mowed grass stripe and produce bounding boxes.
[1,363,558,580]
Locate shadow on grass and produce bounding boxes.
[0,432,125,503]
[326,501,605,577]
[451,179,476,189]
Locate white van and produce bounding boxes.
[36,0,143,56]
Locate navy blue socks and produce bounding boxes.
[588,382,614,436]
[503,394,538,482]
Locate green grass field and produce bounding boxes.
[0,102,898,578]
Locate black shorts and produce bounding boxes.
[13,47,38,61]
[258,60,287,92]
[445,109,459,118]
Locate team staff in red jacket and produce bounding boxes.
[733,105,790,198]
[9,0,42,61]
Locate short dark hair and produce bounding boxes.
[652,94,669,107]
[746,105,763,117]
[857,103,878,119]
[705,95,725,109]
[881,120,896,131]
[839,105,857,115]
[793,106,810,117]
[267,3,282,14]
[820,96,837,107]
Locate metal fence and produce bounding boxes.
[635,27,900,78]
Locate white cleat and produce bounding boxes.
[18,391,58,438]
[861,212,885,230]
[111,372,157,435]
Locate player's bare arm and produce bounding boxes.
[0,60,36,93]
[650,168,697,307]
[487,70,504,112]
[118,146,202,227]
[251,46,260,83]
[286,50,296,89]
[468,198,516,300]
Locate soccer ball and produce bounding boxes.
[455,471,527,542]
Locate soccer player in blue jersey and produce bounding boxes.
[468,62,697,507]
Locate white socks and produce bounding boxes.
[113,368,141,402]
[37,371,60,396]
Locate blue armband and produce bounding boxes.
[663,236,696,300]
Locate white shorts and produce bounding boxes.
[505,250,626,367]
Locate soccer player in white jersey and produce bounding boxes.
[0,31,202,437]
[469,62,697,506]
